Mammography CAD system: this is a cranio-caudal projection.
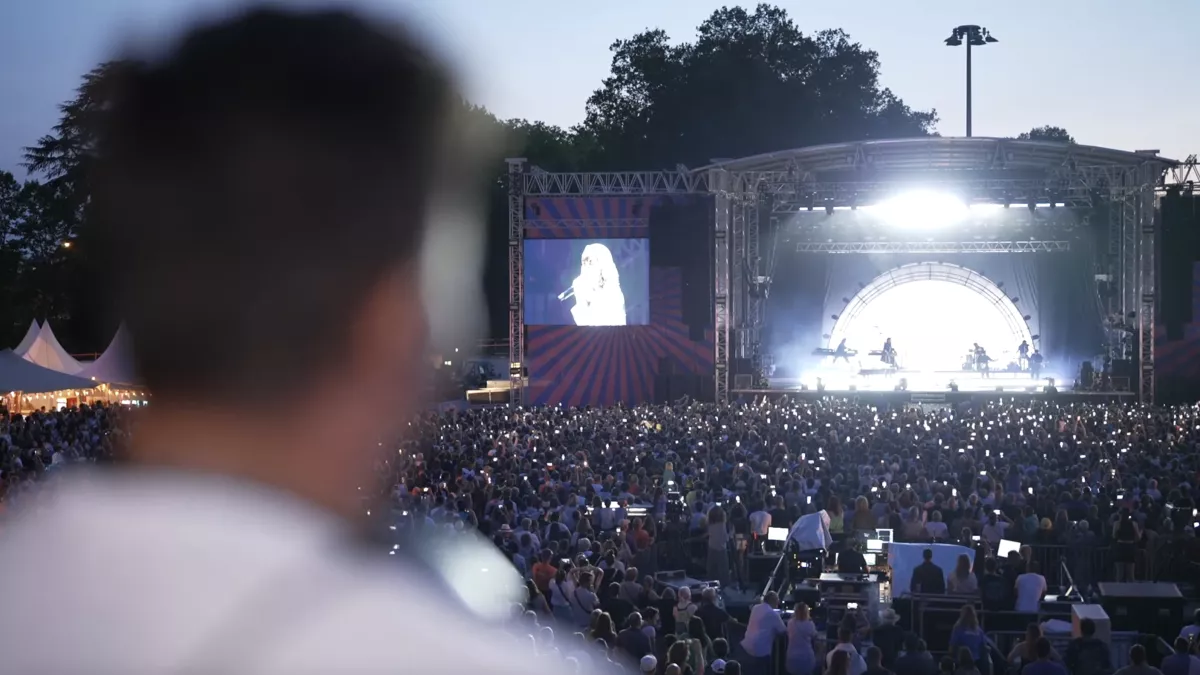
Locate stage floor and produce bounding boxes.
[737,371,1134,404]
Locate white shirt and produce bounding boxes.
[827,643,868,675]
[741,602,787,657]
[749,510,772,536]
[1014,572,1047,613]
[0,470,595,674]
[982,520,1009,545]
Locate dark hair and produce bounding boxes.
[1080,618,1095,637]
[95,8,452,402]
[923,548,934,561]
[1129,644,1146,664]
[724,661,742,675]
[712,638,729,658]
[866,646,882,665]
[1035,637,1052,659]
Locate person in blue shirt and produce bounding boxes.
[1159,637,1198,675]
[1023,638,1069,675]
[948,605,986,666]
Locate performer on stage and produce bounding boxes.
[973,343,991,377]
[1017,340,1030,370]
[881,338,896,367]
[833,338,851,364]
[1030,350,1044,380]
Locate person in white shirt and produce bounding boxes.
[982,512,1011,546]
[1014,562,1048,613]
[740,591,787,666]
[827,626,868,675]
[749,503,772,552]
[0,9,588,674]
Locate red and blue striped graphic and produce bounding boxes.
[524,197,656,239]
[525,268,713,406]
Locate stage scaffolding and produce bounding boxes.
[507,138,1177,405]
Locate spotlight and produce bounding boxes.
[831,314,840,321]
[842,297,851,304]
[1031,334,1040,340]
[995,281,1004,289]
[1023,314,1032,321]
[876,190,968,229]
[1011,297,1020,304]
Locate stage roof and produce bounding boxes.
[693,137,1178,178]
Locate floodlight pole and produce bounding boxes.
[945,25,997,138]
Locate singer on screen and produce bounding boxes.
[570,243,627,326]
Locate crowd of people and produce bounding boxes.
[370,397,1200,674]
[4,397,1200,674]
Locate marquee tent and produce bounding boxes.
[21,322,84,374]
[0,349,96,394]
[78,324,138,386]
[13,320,41,356]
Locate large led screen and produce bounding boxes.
[524,239,650,326]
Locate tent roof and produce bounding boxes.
[14,320,41,356]
[78,325,139,386]
[22,322,84,375]
[0,349,96,394]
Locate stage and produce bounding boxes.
[734,372,1134,405]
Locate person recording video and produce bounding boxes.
[570,243,627,326]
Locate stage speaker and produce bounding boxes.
[1159,195,1200,340]
[1098,582,1184,636]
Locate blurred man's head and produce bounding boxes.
[95,8,467,516]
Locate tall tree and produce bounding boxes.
[580,4,937,169]
[14,61,131,352]
[1018,126,1074,143]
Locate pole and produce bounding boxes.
[965,39,973,137]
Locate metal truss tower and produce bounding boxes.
[506,158,526,405]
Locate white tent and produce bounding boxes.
[13,319,41,356]
[21,322,84,375]
[0,349,96,394]
[78,324,139,386]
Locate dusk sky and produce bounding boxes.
[2,0,1198,176]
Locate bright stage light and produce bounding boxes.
[873,191,969,229]
[830,278,1031,372]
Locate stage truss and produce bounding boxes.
[795,241,1071,254]
[507,139,1178,405]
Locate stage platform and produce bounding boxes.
[737,373,1134,405]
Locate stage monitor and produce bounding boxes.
[768,527,789,542]
[523,239,650,326]
[997,539,1022,558]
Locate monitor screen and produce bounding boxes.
[768,527,789,542]
[862,553,877,567]
[998,539,1022,558]
[874,529,894,543]
[866,539,883,553]
[523,239,650,325]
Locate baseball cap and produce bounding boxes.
[711,658,727,673]
[640,655,658,673]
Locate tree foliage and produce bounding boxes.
[1018,126,1074,144]
[580,4,937,168]
[3,5,939,345]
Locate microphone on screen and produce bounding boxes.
[558,286,575,301]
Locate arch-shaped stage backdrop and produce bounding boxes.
[827,262,1035,372]
[507,138,1178,404]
